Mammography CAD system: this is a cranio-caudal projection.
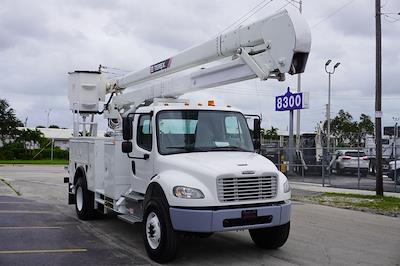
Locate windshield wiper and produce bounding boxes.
[208,146,249,152]
[165,146,251,152]
[166,146,193,150]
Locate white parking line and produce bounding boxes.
[0,226,62,230]
[0,202,34,204]
[0,210,54,214]
[0,248,87,254]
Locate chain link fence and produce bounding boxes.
[260,139,400,193]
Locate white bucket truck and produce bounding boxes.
[66,9,311,263]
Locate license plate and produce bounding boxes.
[241,209,257,219]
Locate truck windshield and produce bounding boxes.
[157,110,254,155]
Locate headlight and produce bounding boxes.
[173,186,205,199]
[283,180,291,193]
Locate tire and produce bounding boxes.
[249,222,290,249]
[369,162,376,174]
[336,165,342,175]
[361,170,368,177]
[75,178,96,220]
[143,198,177,263]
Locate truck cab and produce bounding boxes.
[127,101,290,199]
[122,102,291,257]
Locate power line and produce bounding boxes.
[216,0,274,36]
[282,0,301,10]
[275,1,292,12]
[382,14,400,23]
[311,0,357,29]
[99,65,132,73]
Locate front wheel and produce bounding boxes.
[143,199,177,263]
[249,222,290,249]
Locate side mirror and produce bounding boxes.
[122,116,133,140]
[253,118,261,150]
[122,141,133,153]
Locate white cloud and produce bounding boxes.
[0,0,399,130]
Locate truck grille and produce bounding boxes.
[217,176,277,202]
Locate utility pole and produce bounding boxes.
[289,109,294,175]
[375,0,383,196]
[296,0,303,150]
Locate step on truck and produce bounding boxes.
[66,9,311,263]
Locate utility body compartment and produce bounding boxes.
[69,137,131,201]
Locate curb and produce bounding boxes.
[290,181,400,198]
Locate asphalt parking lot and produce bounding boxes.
[0,195,148,266]
[1,165,400,266]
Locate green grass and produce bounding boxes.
[308,192,400,214]
[0,159,68,165]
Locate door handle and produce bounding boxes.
[131,161,136,175]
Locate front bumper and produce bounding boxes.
[169,201,291,233]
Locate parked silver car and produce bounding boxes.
[333,150,369,176]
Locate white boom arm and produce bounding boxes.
[113,9,310,91]
[68,9,311,116]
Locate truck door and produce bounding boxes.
[132,114,154,194]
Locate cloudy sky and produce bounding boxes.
[1,0,399,132]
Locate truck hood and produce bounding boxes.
[157,152,278,177]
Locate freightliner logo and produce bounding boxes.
[150,58,172,74]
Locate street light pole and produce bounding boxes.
[327,71,331,150]
[325,60,340,156]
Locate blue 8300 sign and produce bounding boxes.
[275,87,309,111]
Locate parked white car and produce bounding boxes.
[333,150,369,176]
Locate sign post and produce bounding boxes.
[275,88,309,175]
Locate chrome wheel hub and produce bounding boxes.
[76,186,83,211]
[146,211,161,249]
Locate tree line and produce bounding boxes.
[326,110,374,147]
[0,99,68,160]
[261,109,374,147]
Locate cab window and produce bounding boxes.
[137,115,152,151]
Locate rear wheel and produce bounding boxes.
[369,161,376,174]
[75,178,96,220]
[143,199,177,263]
[249,222,290,249]
[336,165,342,175]
[361,170,368,177]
